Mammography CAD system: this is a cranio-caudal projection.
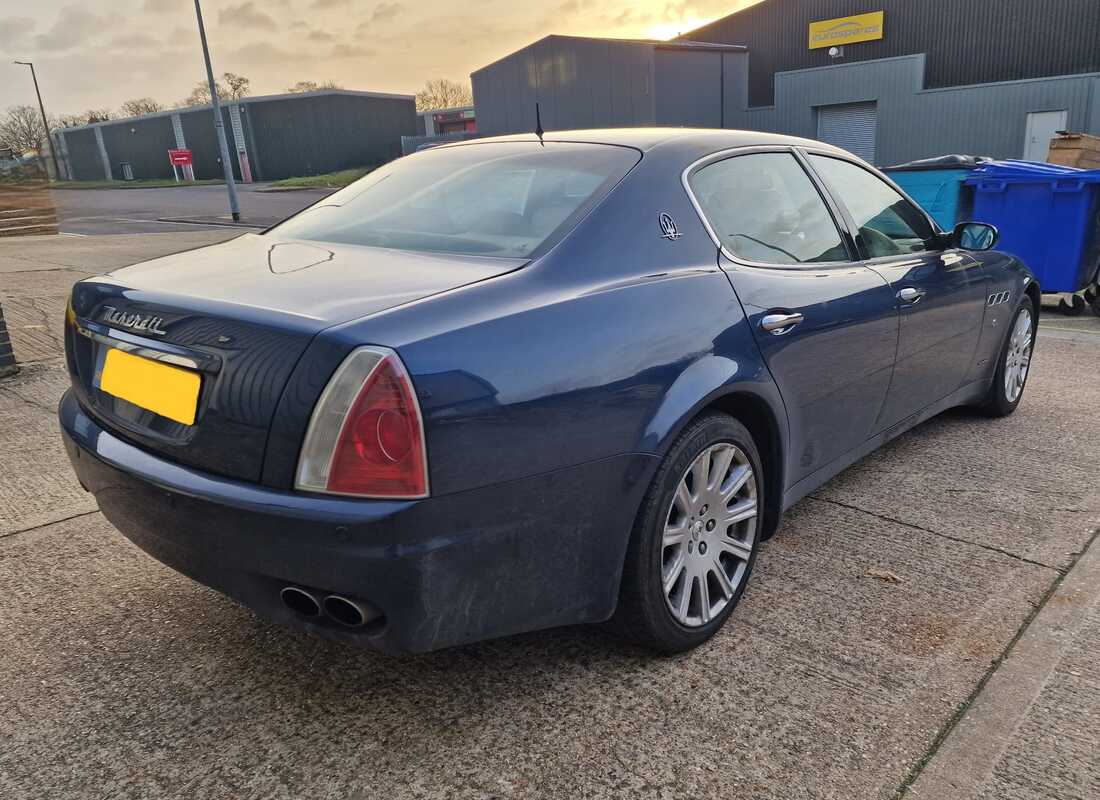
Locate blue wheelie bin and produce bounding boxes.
[884,155,988,231]
[965,161,1100,307]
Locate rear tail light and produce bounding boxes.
[295,346,428,499]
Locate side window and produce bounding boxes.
[689,152,849,265]
[808,155,938,259]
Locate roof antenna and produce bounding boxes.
[534,102,544,145]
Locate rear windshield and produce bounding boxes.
[271,142,640,258]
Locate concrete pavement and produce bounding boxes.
[1,232,1098,799]
[0,231,240,364]
[910,528,1100,799]
[50,184,330,235]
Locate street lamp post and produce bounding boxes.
[12,61,61,181]
[192,0,241,222]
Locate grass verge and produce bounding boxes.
[267,167,374,189]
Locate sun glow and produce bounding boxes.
[645,16,719,41]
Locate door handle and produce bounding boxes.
[897,287,927,305]
[760,312,804,334]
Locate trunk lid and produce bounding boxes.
[66,233,524,481]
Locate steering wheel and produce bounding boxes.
[860,226,902,258]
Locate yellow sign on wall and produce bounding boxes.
[808,11,885,49]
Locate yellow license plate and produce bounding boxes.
[99,348,201,426]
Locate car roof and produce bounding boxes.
[465,127,848,156]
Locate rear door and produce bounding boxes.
[687,148,898,485]
[805,153,988,430]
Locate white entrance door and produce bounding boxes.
[1023,110,1068,161]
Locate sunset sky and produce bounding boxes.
[0,0,760,118]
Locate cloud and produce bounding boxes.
[371,3,402,23]
[556,0,595,14]
[332,43,376,59]
[306,29,336,43]
[217,2,278,31]
[109,32,161,49]
[610,7,653,26]
[231,41,301,65]
[34,6,114,52]
[312,0,349,8]
[142,0,179,12]
[0,17,34,49]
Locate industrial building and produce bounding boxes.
[471,0,1100,165]
[418,105,476,136]
[54,89,417,182]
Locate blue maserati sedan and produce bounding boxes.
[60,129,1038,653]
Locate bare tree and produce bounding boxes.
[415,78,473,112]
[222,72,251,100]
[55,113,89,130]
[182,80,217,107]
[0,105,47,156]
[53,111,114,129]
[120,97,164,117]
[286,80,343,93]
[181,73,250,106]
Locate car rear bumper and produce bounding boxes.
[60,390,655,653]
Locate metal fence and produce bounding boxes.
[400,132,482,155]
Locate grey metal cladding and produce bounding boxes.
[178,105,241,181]
[99,115,178,180]
[654,49,723,128]
[723,54,1100,164]
[62,128,105,181]
[686,0,1100,107]
[56,92,416,182]
[244,94,414,179]
[472,35,657,135]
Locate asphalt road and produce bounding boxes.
[1,232,1099,800]
[51,184,331,235]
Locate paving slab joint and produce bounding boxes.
[806,494,1061,571]
[892,525,1100,798]
[0,510,100,542]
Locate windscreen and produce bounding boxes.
[271,142,640,258]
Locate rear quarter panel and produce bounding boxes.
[401,268,769,494]
[262,146,784,500]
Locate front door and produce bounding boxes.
[1024,110,1067,161]
[806,154,988,430]
[688,150,898,485]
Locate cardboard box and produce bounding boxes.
[1048,133,1100,169]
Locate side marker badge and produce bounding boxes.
[659,212,682,240]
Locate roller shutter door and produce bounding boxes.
[816,102,878,164]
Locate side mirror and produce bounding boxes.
[952,221,998,251]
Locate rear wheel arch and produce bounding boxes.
[646,387,785,542]
[704,392,785,540]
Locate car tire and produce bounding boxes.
[1087,286,1100,317]
[979,298,1036,417]
[1056,294,1086,316]
[610,412,764,653]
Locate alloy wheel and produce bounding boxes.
[661,442,758,627]
[1004,307,1033,403]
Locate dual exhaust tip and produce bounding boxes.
[280,586,377,628]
